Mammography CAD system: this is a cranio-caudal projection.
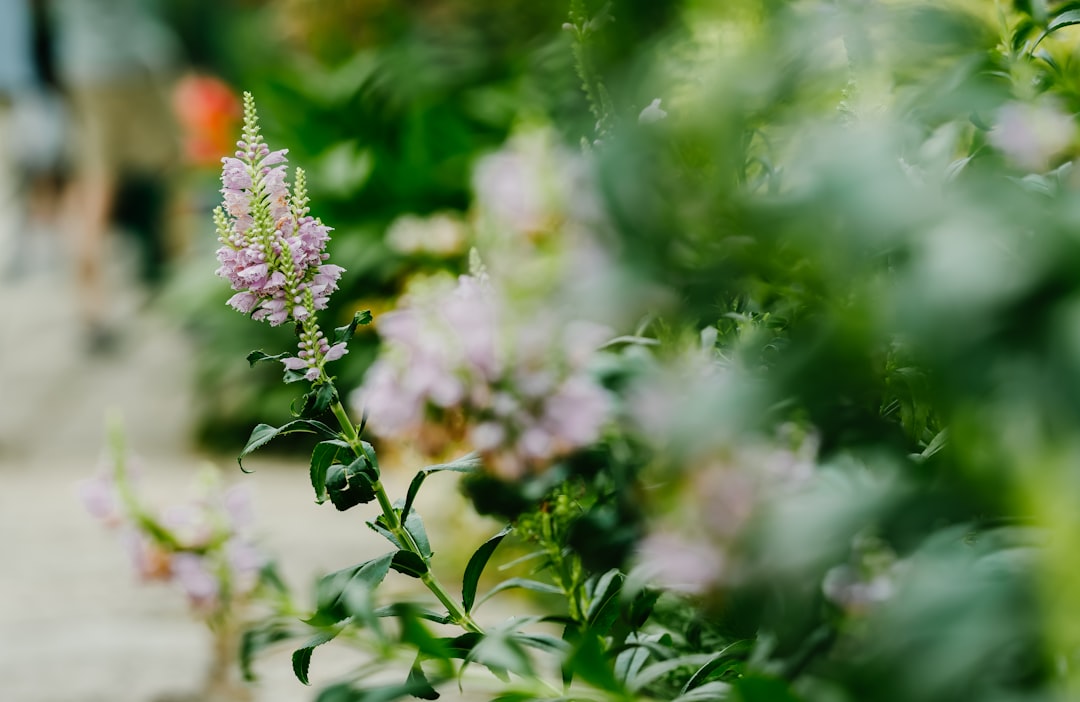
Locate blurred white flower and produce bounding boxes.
[386,212,468,257]
[638,98,668,125]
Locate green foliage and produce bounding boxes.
[187,1,1080,701]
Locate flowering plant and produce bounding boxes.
[81,419,273,701]
[184,1,1080,701]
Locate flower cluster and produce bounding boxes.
[633,431,818,595]
[352,254,613,479]
[80,463,265,615]
[214,93,347,380]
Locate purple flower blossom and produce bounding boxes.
[214,93,347,382]
[351,265,613,476]
[172,553,220,610]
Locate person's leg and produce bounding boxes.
[67,85,119,349]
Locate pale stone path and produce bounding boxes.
[0,167,511,701]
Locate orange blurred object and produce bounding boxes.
[172,73,243,168]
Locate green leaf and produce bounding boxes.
[238,419,337,471]
[390,550,429,578]
[475,577,562,609]
[394,605,456,658]
[311,440,353,504]
[407,659,441,700]
[315,681,430,702]
[373,604,451,625]
[400,453,481,524]
[292,630,338,685]
[673,681,733,702]
[462,525,513,613]
[629,653,715,693]
[566,632,622,692]
[614,644,652,687]
[246,350,288,367]
[296,381,339,418]
[1033,9,1080,48]
[335,310,373,344]
[680,642,749,693]
[469,632,534,678]
[512,632,570,655]
[404,509,433,559]
[326,455,379,511]
[240,620,294,681]
[734,675,803,702]
[311,553,394,625]
[585,569,625,635]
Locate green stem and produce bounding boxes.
[328,398,483,634]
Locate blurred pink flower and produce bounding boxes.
[172,553,220,610]
[636,532,725,595]
[988,101,1074,171]
[352,268,614,475]
[77,474,120,524]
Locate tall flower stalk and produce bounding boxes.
[214,92,346,382]
[215,94,480,635]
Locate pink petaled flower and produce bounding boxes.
[542,376,611,451]
[78,474,121,524]
[213,93,349,382]
[224,538,265,595]
[172,553,220,610]
[351,263,614,476]
[989,100,1075,171]
[635,532,725,595]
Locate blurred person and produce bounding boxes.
[0,0,69,279]
[49,0,182,350]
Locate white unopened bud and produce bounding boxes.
[639,98,668,125]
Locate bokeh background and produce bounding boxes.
[8,0,1080,701]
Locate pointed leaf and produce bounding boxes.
[296,381,339,418]
[238,419,338,471]
[512,632,571,655]
[1033,9,1080,48]
[373,604,451,625]
[400,453,481,523]
[390,550,429,578]
[247,350,288,367]
[567,632,622,692]
[240,620,294,681]
[334,309,373,344]
[629,653,714,693]
[311,440,353,504]
[680,642,750,694]
[462,525,513,613]
[292,630,338,685]
[585,569,625,635]
[311,553,394,624]
[407,659,441,700]
[404,509,432,559]
[475,578,562,609]
[326,455,379,511]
